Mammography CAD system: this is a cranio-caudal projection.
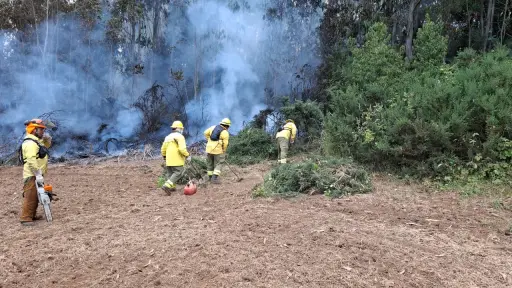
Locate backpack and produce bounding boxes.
[18,138,50,165]
[210,125,225,141]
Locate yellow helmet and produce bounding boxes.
[220,118,231,126]
[285,119,294,123]
[171,121,184,129]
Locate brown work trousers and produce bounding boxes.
[20,177,38,222]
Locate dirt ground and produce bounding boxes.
[1,157,511,288]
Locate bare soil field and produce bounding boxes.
[1,158,511,288]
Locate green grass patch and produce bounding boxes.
[437,177,512,199]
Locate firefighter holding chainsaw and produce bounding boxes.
[275,119,297,164]
[160,121,191,194]
[204,118,231,184]
[19,119,53,226]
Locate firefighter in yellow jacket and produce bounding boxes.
[160,121,190,194]
[19,119,52,226]
[204,118,231,184]
[275,119,297,164]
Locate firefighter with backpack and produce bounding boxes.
[204,118,231,184]
[275,119,297,164]
[18,119,53,226]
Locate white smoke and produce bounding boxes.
[181,0,323,138]
[0,0,323,154]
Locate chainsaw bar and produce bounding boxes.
[36,183,53,222]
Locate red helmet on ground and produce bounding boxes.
[184,181,197,195]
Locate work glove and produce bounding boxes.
[42,133,52,142]
[34,169,44,186]
[186,156,191,162]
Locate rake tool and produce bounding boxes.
[225,161,244,182]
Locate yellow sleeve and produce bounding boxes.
[221,130,229,152]
[177,135,190,157]
[161,140,168,157]
[291,124,297,141]
[23,141,39,173]
[204,127,212,139]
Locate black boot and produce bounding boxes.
[211,174,220,184]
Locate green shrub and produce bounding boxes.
[156,175,165,188]
[254,156,372,198]
[226,127,277,166]
[278,100,324,144]
[323,18,512,183]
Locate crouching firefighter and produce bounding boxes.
[204,118,231,184]
[161,121,191,194]
[275,119,297,164]
[19,119,53,226]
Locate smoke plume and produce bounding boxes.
[0,0,323,157]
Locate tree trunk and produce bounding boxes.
[30,0,43,57]
[44,0,50,101]
[405,0,421,62]
[150,0,163,82]
[481,0,486,41]
[391,12,398,46]
[193,30,201,101]
[482,0,495,51]
[467,0,472,48]
[43,0,49,61]
[131,21,137,102]
[501,0,510,44]
[152,0,161,49]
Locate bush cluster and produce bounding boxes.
[324,17,512,182]
[227,100,325,165]
[253,156,372,198]
[226,127,278,166]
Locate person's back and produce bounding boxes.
[160,121,190,194]
[275,122,297,141]
[162,131,189,167]
[203,118,231,183]
[205,124,229,155]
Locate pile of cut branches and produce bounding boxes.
[253,156,372,198]
[157,156,208,187]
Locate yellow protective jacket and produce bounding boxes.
[275,122,297,141]
[161,132,190,167]
[204,125,229,154]
[22,133,51,179]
